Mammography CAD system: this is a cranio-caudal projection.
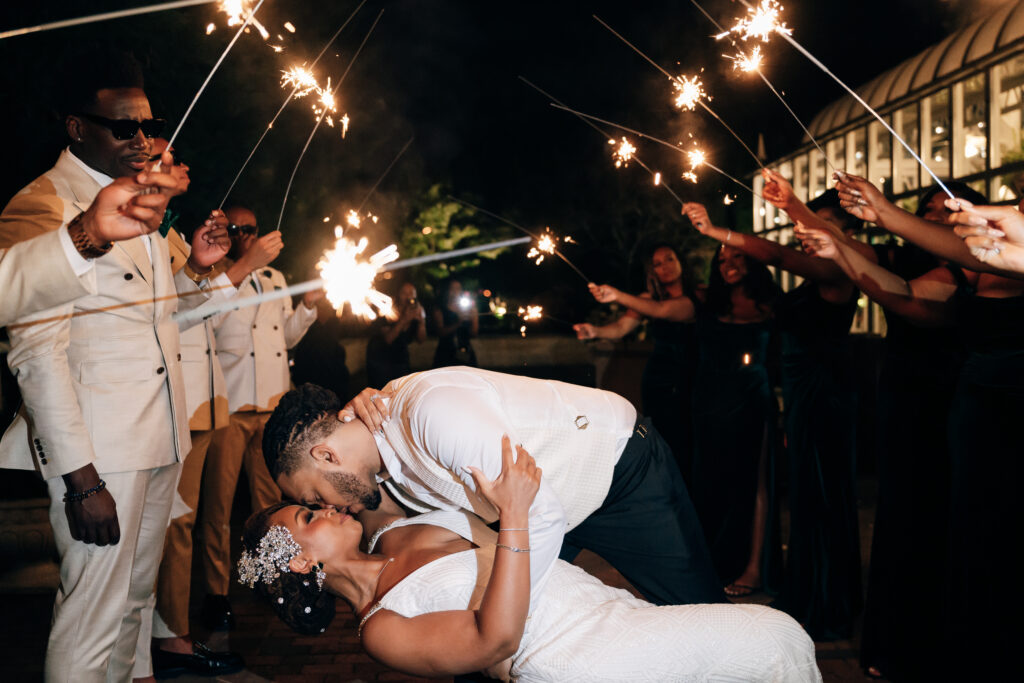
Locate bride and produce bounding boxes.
[239,435,820,682]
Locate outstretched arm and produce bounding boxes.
[948,199,1024,278]
[573,312,642,341]
[361,436,539,676]
[796,222,957,326]
[588,284,695,322]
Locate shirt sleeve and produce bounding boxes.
[409,383,568,608]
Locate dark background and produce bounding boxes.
[0,0,993,315]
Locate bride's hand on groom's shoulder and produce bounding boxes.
[466,435,541,519]
[339,386,393,432]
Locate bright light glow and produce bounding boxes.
[527,232,557,265]
[726,46,763,72]
[281,66,320,97]
[609,137,636,168]
[346,210,361,228]
[673,74,705,111]
[682,171,698,183]
[219,0,270,41]
[688,148,706,169]
[317,232,399,319]
[518,305,543,322]
[458,294,473,310]
[341,113,350,138]
[719,0,791,43]
[654,172,662,185]
[284,21,296,32]
[205,23,216,35]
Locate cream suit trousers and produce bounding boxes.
[200,411,281,595]
[44,463,178,683]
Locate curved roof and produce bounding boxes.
[804,0,1024,141]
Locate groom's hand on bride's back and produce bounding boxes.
[339,386,394,432]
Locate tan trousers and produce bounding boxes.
[200,411,280,595]
[44,463,178,683]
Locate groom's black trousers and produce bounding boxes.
[558,417,727,605]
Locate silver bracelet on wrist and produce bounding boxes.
[496,543,531,553]
[498,527,528,532]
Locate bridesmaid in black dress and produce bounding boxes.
[574,244,697,477]
[805,176,1023,680]
[431,278,479,368]
[684,183,865,633]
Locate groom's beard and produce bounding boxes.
[324,471,381,511]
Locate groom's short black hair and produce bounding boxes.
[263,383,343,479]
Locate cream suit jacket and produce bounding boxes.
[0,149,212,478]
[213,266,316,413]
[0,228,92,325]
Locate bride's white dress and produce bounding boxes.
[363,510,821,683]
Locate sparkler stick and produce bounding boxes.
[356,136,415,212]
[171,236,532,325]
[549,104,761,197]
[729,0,952,198]
[593,15,764,171]
[685,0,834,173]
[518,76,685,206]
[164,0,265,151]
[0,0,216,40]
[277,9,384,231]
[446,196,594,283]
[218,0,368,208]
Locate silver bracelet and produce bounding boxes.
[496,543,531,553]
[498,527,528,532]
[726,229,733,243]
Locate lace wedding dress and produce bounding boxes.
[363,511,821,682]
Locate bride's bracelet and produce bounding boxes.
[496,543,531,553]
[498,527,528,532]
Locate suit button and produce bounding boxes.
[40,458,47,465]
[276,352,282,357]
[177,353,182,361]
[252,324,257,329]
[124,273,133,280]
[206,349,210,355]
[156,367,165,374]
[170,256,175,263]
[263,270,272,278]
[250,352,255,357]
[273,325,279,330]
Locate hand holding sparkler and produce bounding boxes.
[79,154,182,245]
[682,202,716,236]
[761,169,797,211]
[588,282,622,304]
[188,214,231,271]
[573,323,598,340]
[834,172,891,225]
[947,199,1024,273]
[794,222,839,261]
[224,230,283,286]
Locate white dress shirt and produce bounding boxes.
[377,367,637,604]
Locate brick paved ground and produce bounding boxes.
[2,480,884,682]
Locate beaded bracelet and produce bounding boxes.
[63,479,107,503]
[496,543,530,553]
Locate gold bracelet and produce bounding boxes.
[496,543,530,553]
[66,213,112,259]
[183,261,214,284]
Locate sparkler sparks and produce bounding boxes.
[654,172,662,186]
[219,0,269,41]
[726,45,763,72]
[341,113,350,138]
[609,137,636,167]
[682,171,698,183]
[672,74,705,111]
[687,148,706,169]
[718,0,791,43]
[519,305,543,322]
[527,233,557,265]
[346,210,361,228]
[316,230,399,319]
[280,66,319,97]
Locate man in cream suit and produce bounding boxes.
[198,204,320,628]
[0,52,231,683]
[0,173,178,326]
[263,368,725,608]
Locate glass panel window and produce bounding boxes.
[793,154,809,202]
[992,55,1024,200]
[848,127,867,178]
[753,173,765,232]
[810,148,826,198]
[953,73,987,178]
[826,137,846,187]
[923,88,952,182]
[893,104,920,194]
[868,118,893,195]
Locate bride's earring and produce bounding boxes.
[315,561,327,590]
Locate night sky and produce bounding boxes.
[0,0,995,315]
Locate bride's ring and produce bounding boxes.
[370,394,380,402]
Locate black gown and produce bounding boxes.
[690,312,782,589]
[944,270,1024,677]
[432,307,477,368]
[366,317,422,388]
[772,282,862,640]
[859,245,964,681]
[641,317,697,480]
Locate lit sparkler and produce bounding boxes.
[682,171,698,183]
[280,66,319,97]
[726,45,762,72]
[519,305,543,322]
[341,113,350,138]
[219,0,270,41]
[688,148,706,169]
[717,0,791,42]
[527,232,557,265]
[672,75,706,111]
[609,137,636,167]
[317,229,399,319]
[346,209,361,228]
[654,172,662,185]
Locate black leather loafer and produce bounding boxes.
[201,594,235,631]
[152,641,244,678]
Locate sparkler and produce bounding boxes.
[518,76,685,206]
[549,104,761,197]
[447,196,593,283]
[519,305,543,322]
[717,0,791,42]
[592,15,764,170]
[1,0,216,40]
[219,0,269,41]
[729,0,952,196]
[217,0,368,208]
[281,66,320,98]
[317,229,399,319]
[672,75,706,111]
[610,137,636,168]
[277,8,384,231]
[163,0,265,152]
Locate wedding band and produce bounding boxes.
[370,394,379,402]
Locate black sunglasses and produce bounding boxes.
[226,223,258,237]
[78,113,166,141]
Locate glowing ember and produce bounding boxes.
[341,113,350,138]
[520,325,527,338]
[527,232,558,265]
[724,195,735,205]
[489,296,508,319]
[609,136,636,168]
[654,172,662,186]
[518,305,543,322]
[688,149,706,168]
[718,0,791,43]
[284,21,296,33]
[672,74,705,111]
[280,66,319,97]
[727,46,763,72]
[219,0,270,41]
[317,232,399,320]
[205,23,216,35]
[682,171,698,183]
[346,210,361,228]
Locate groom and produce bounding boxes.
[262,367,725,605]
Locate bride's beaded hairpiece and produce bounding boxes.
[237,525,327,590]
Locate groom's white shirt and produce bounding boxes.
[376,367,636,599]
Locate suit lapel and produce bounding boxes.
[117,237,154,285]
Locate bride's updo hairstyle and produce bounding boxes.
[240,502,337,635]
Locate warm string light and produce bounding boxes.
[317,228,398,319]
